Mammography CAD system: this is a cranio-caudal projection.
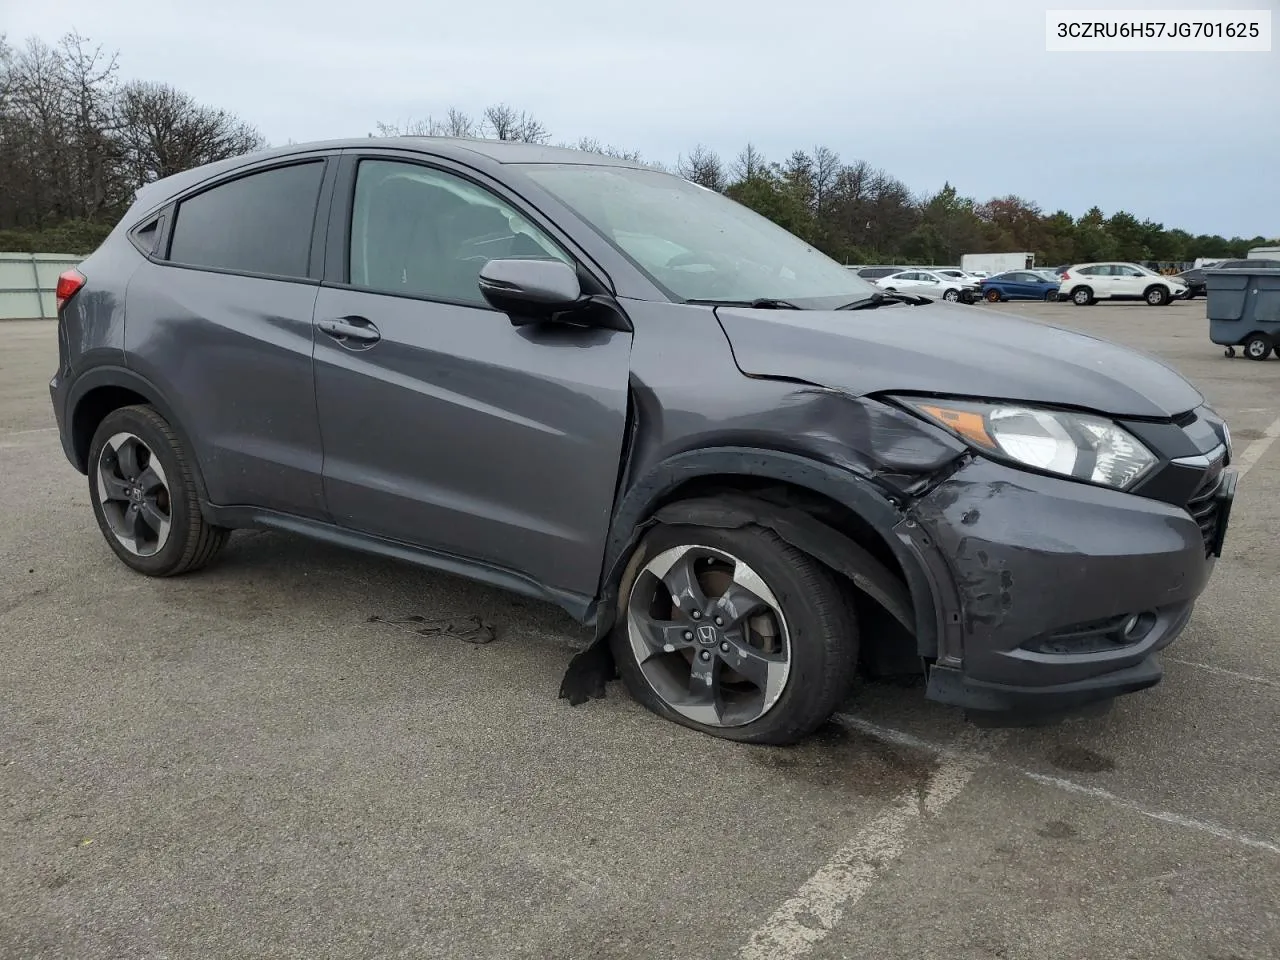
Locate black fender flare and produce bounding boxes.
[650,493,916,634]
[64,365,211,503]
[561,447,946,705]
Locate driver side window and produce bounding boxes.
[348,159,570,305]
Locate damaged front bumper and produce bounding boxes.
[899,457,1232,716]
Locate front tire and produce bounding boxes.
[88,405,230,576]
[1145,285,1170,306]
[611,521,859,745]
[943,289,959,302]
[1044,290,1057,302]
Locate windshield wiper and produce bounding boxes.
[685,298,802,310]
[835,292,933,310]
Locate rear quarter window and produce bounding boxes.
[166,161,325,279]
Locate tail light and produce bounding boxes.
[1060,271,1071,280]
[55,269,86,312]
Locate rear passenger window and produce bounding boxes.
[167,161,325,279]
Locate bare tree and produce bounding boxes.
[375,108,478,138]
[60,33,122,218]
[676,143,726,191]
[443,107,477,138]
[115,80,265,184]
[811,145,840,220]
[482,103,548,143]
[568,136,643,161]
[730,143,768,182]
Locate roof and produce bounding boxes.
[131,136,649,215]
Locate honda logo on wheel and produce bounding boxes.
[696,624,717,645]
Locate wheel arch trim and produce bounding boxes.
[560,446,946,706]
[65,366,212,504]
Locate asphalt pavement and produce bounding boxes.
[2,301,1278,960]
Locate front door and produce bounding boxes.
[1112,264,1148,297]
[311,155,633,599]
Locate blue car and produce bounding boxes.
[980,270,1061,303]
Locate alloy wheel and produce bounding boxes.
[625,544,791,728]
[95,432,173,557]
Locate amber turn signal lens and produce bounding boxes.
[917,404,997,450]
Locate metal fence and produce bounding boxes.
[0,252,85,320]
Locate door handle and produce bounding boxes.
[318,316,381,345]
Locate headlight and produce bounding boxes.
[892,397,1157,489]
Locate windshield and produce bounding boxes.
[518,163,880,306]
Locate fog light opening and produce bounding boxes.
[1119,611,1158,643]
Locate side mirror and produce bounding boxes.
[478,258,584,325]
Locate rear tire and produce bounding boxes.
[610,520,859,745]
[88,405,230,576]
[1071,286,1094,306]
[1243,334,1272,361]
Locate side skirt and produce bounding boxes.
[201,503,593,622]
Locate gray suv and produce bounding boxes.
[51,138,1237,744]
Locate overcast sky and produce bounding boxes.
[6,0,1278,237]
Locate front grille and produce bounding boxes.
[1186,466,1225,556]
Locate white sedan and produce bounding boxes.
[874,269,979,303]
[934,268,987,285]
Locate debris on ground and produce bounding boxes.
[366,614,497,644]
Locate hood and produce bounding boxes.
[715,301,1203,419]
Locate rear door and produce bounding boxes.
[1080,264,1114,296]
[310,151,633,599]
[124,154,334,517]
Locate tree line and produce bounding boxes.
[0,32,265,252]
[379,108,1275,268]
[3,31,1274,264]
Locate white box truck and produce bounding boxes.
[1247,246,1280,260]
[960,252,1035,275]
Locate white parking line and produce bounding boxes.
[736,729,995,960]
[836,715,1280,857]
[1163,657,1280,690]
[1235,414,1280,479]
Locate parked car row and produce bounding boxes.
[1176,258,1280,298]
[851,262,1187,308]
